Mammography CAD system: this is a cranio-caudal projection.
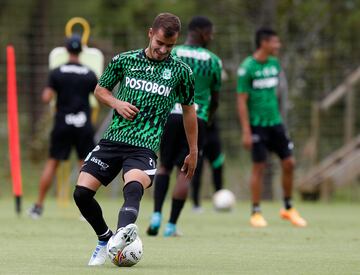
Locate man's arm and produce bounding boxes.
[208,91,219,124]
[236,93,252,150]
[42,87,55,104]
[94,84,139,121]
[181,104,198,179]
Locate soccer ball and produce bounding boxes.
[107,236,143,267]
[213,189,236,211]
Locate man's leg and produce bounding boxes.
[106,169,150,259]
[279,157,307,227]
[191,155,204,209]
[164,169,190,237]
[28,159,60,219]
[250,162,268,227]
[147,166,171,235]
[281,156,295,206]
[73,172,113,266]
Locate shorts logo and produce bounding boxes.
[90,157,109,171]
[149,157,155,168]
[162,69,172,80]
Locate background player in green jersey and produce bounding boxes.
[237,28,307,228]
[147,16,222,237]
[72,13,198,266]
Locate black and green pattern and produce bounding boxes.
[237,56,282,126]
[172,45,222,121]
[98,49,194,152]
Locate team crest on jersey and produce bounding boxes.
[162,69,172,80]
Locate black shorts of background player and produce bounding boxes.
[28,35,97,219]
[191,117,225,212]
[72,13,198,266]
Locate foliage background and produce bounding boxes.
[1,0,360,199]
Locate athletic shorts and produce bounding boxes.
[81,139,158,187]
[203,120,223,164]
[251,124,293,163]
[160,114,206,170]
[49,123,94,160]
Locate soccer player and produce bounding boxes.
[73,13,198,266]
[236,28,307,227]
[28,35,97,219]
[191,115,224,212]
[147,16,222,236]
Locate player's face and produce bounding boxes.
[263,35,281,56]
[202,27,214,47]
[147,28,178,61]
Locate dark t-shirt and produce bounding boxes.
[48,62,98,127]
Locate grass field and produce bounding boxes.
[1,197,359,275]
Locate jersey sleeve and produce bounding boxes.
[47,69,57,91]
[178,65,195,105]
[98,54,123,91]
[211,57,222,92]
[237,63,252,94]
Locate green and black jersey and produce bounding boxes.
[171,45,222,122]
[237,56,282,127]
[98,49,195,152]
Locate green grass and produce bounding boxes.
[1,197,360,275]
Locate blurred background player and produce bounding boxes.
[147,16,222,236]
[191,115,225,213]
[28,35,97,219]
[236,28,307,227]
[73,13,198,266]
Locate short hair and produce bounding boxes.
[152,13,181,38]
[188,16,213,31]
[255,27,278,49]
[66,34,82,54]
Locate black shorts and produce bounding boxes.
[160,114,206,170]
[49,123,94,160]
[81,139,158,187]
[251,124,293,163]
[203,120,223,166]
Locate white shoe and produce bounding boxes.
[28,204,43,219]
[88,241,108,266]
[192,206,204,214]
[107,224,138,257]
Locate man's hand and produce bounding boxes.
[181,151,198,179]
[113,100,139,121]
[242,131,252,150]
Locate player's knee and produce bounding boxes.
[73,185,96,205]
[282,158,295,172]
[253,162,266,174]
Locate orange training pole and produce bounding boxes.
[7,45,23,214]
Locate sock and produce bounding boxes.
[153,174,170,212]
[284,197,293,210]
[252,203,261,214]
[169,198,185,224]
[212,166,223,191]
[117,181,144,229]
[73,186,110,239]
[97,228,113,242]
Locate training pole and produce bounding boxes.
[7,45,23,215]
